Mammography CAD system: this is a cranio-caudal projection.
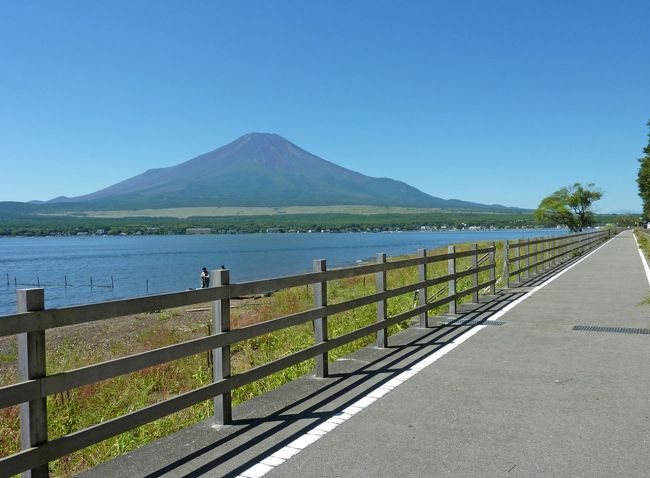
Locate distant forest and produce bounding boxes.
[0,212,636,236]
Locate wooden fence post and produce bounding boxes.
[17,288,49,478]
[313,259,328,377]
[417,249,427,328]
[503,241,510,288]
[525,239,530,279]
[448,245,456,314]
[376,253,388,348]
[471,244,479,303]
[212,269,231,426]
[551,238,557,267]
[578,234,583,256]
[489,242,496,295]
[512,240,520,284]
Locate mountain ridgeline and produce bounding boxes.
[41,133,516,212]
[50,133,426,208]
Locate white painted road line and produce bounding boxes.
[632,231,650,286]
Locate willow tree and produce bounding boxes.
[534,183,603,232]
[637,120,650,219]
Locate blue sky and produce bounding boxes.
[1,1,648,212]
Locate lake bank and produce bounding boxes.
[0,229,568,315]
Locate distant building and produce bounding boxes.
[186,227,212,235]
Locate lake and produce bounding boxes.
[0,229,566,315]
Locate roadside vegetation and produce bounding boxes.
[633,229,650,305]
[0,239,506,477]
[534,182,603,232]
[636,119,650,220]
[635,228,650,258]
[0,210,635,237]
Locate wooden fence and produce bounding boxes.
[502,230,611,287]
[0,230,612,477]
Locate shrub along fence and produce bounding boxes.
[636,227,650,238]
[0,229,613,477]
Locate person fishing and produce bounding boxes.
[200,267,210,288]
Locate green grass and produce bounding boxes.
[635,228,650,257]
[0,239,508,476]
[41,205,451,219]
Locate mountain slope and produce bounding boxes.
[47,133,516,211]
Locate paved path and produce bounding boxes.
[265,230,650,478]
[84,230,650,478]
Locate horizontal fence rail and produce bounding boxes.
[0,230,615,477]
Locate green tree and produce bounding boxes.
[636,120,650,219]
[534,183,603,232]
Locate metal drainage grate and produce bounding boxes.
[572,325,650,335]
[439,320,505,327]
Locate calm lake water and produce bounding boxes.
[0,229,566,315]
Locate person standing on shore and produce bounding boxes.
[200,267,210,288]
